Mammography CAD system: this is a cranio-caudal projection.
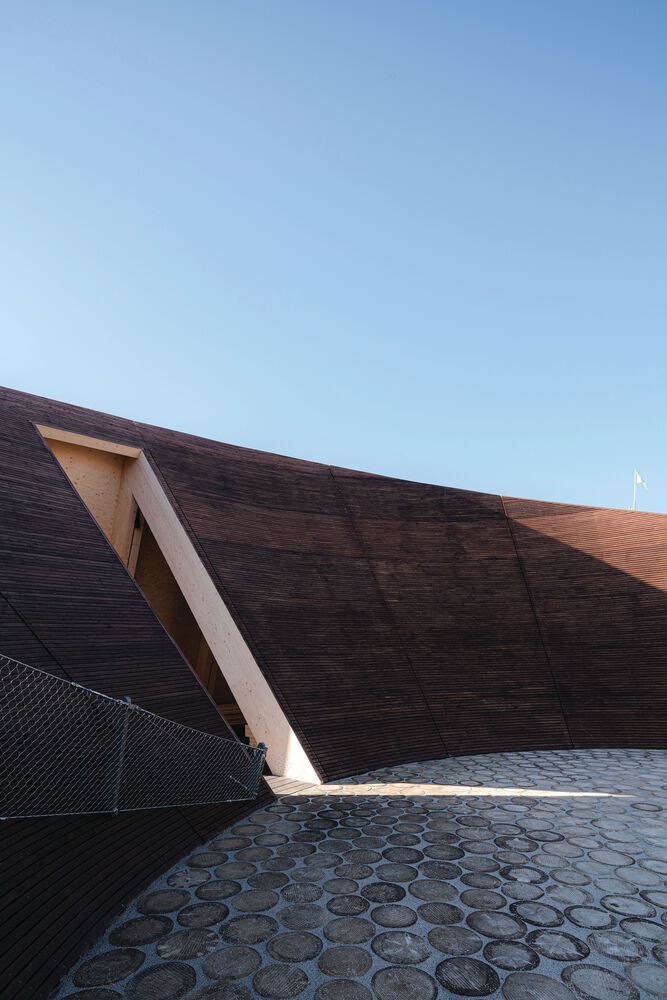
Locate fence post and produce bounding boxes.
[111,697,132,814]
[246,742,267,797]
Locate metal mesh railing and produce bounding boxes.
[0,654,267,819]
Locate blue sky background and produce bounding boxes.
[1,1,665,511]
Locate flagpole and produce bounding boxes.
[632,470,637,511]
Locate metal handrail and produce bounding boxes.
[0,653,267,819]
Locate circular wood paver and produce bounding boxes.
[435,957,500,996]
[73,950,145,987]
[60,749,667,1000]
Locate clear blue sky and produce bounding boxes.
[2,2,666,511]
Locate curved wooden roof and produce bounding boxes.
[3,384,667,996]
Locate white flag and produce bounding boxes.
[635,470,648,490]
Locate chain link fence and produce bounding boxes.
[0,654,267,819]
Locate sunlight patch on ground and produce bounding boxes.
[266,775,628,799]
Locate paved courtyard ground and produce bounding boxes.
[58,749,667,999]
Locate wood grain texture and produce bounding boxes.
[505,497,667,748]
[0,388,272,1000]
[3,384,667,995]
[333,470,571,758]
[137,425,667,773]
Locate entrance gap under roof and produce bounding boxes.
[35,423,321,782]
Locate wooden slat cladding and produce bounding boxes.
[5,385,667,777]
[334,470,571,757]
[146,429,667,767]
[505,498,667,747]
[0,385,145,449]
[4,384,667,994]
[144,433,447,778]
[4,385,667,771]
[0,389,272,1000]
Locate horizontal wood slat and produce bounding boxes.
[0,388,272,1000]
[505,498,667,748]
[2,385,667,996]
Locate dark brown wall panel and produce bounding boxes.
[4,384,667,995]
[334,471,572,757]
[141,432,447,778]
[0,389,272,1000]
[505,499,667,748]
[144,427,667,774]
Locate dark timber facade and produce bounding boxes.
[2,385,667,997]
